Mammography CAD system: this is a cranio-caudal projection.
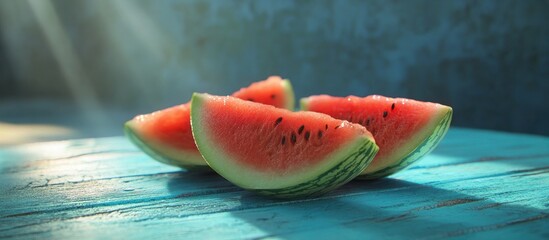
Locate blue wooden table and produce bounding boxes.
[1,128,548,239]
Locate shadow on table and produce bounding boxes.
[159,128,549,238]
[166,169,241,196]
[227,178,548,239]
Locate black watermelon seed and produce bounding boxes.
[325,124,328,130]
[271,94,276,99]
[281,136,286,145]
[291,132,296,144]
[366,118,370,126]
[317,130,323,139]
[383,111,388,118]
[274,117,283,127]
[304,131,311,141]
[248,98,254,102]
[391,103,395,110]
[298,125,305,135]
[334,125,340,129]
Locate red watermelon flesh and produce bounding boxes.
[125,76,295,169]
[191,93,379,198]
[301,95,452,179]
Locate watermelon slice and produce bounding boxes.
[301,95,452,179]
[125,76,295,169]
[191,93,379,198]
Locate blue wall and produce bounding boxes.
[0,0,548,135]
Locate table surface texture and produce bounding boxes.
[1,127,548,239]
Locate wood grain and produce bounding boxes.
[1,128,548,239]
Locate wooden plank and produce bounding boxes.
[0,128,548,239]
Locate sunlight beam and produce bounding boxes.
[27,0,108,129]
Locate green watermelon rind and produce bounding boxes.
[124,78,295,170]
[280,79,296,111]
[253,141,378,198]
[124,122,208,169]
[358,109,453,179]
[190,93,379,198]
[301,97,453,179]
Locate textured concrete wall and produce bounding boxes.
[1,0,548,135]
